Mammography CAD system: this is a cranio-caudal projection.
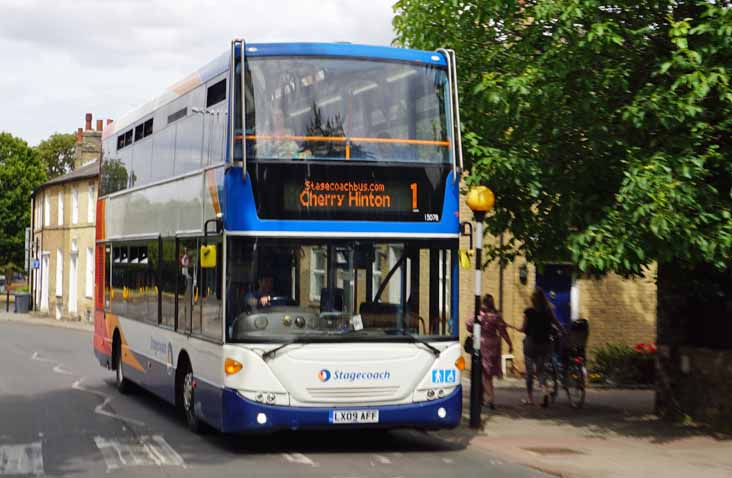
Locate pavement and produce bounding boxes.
[443,374,732,478]
[3,311,731,478]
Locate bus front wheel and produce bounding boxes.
[178,359,203,433]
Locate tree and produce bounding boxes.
[0,132,47,268]
[393,0,732,276]
[35,133,76,179]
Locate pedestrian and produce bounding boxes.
[466,294,513,410]
[513,288,564,407]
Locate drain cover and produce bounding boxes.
[523,447,583,455]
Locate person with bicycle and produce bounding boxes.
[513,288,565,407]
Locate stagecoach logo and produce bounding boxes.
[318,369,332,382]
[318,368,390,383]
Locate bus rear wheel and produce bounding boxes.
[113,334,131,394]
[178,360,203,433]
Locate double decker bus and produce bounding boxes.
[94,41,464,433]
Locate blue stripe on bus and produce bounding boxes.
[246,43,448,66]
[220,386,462,432]
[223,169,460,236]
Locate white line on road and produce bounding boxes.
[73,378,145,427]
[282,452,318,466]
[94,436,185,472]
[442,457,455,464]
[52,364,73,375]
[0,442,44,476]
[30,352,56,364]
[373,454,392,464]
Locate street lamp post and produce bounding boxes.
[466,186,495,429]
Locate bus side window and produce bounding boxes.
[160,239,177,328]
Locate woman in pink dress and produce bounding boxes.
[466,294,513,409]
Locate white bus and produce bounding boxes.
[94,40,464,432]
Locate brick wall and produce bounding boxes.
[578,268,657,354]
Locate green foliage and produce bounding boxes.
[394,0,732,275]
[34,133,76,179]
[0,132,47,267]
[591,343,656,386]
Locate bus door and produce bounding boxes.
[177,239,200,335]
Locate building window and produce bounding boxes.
[88,185,96,223]
[57,190,64,225]
[44,195,50,226]
[71,187,79,224]
[56,248,63,297]
[86,247,94,298]
[309,248,326,301]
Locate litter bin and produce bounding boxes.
[14,292,30,313]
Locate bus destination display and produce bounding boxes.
[249,163,449,222]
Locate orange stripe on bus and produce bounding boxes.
[236,134,450,147]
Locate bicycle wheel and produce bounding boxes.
[545,358,559,403]
[565,363,586,408]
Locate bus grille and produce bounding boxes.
[306,386,400,402]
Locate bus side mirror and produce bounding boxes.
[201,245,217,269]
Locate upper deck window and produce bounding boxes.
[241,57,450,163]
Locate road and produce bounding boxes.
[0,319,550,478]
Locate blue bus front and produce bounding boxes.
[220,43,462,432]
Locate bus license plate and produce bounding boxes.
[330,410,379,424]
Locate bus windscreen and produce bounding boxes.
[241,57,450,163]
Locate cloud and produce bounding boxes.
[0,0,396,145]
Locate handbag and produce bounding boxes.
[463,335,474,354]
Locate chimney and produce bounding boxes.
[85,113,92,131]
[96,119,103,131]
[76,127,83,143]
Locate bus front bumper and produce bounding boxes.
[221,386,462,433]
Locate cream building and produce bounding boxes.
[30,114,103,321]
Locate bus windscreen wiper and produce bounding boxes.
[401,331,441,357]
[261,338,302,361]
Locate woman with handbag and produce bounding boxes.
[466,294,513,410]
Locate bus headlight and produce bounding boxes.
[238,390,290,406]
[414,387,456,403]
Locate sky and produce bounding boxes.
[0,0,396,146]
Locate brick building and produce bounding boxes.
[29,114,104,321]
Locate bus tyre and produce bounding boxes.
[181,363,203,433]
[113,335,131,394]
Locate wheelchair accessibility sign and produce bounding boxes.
[431,369,457,384]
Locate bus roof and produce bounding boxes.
[103,42,448,141]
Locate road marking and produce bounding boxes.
[0,442,44,476]
[282,452,317,466]
[52,364,73,375]
[73,378,145,427]
[94,436,185,471]
[30,352,56,364]
[442,457,454,464]
[373,454,392,464]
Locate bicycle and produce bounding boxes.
[545,320,589,408]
